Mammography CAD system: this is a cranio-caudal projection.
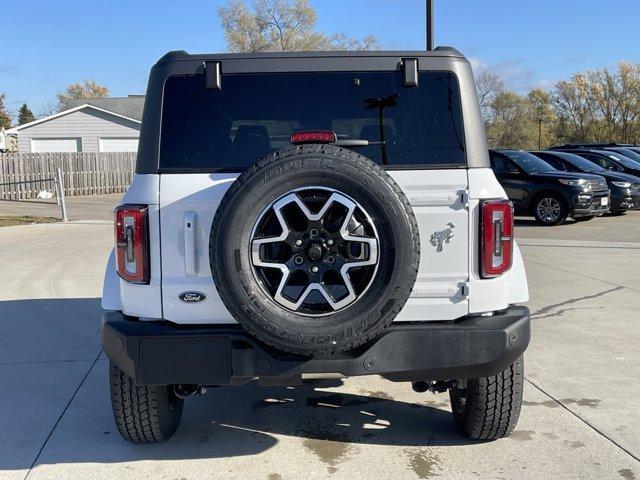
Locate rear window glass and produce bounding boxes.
[159,71,466,170]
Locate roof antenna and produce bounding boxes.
[426,0,434,51]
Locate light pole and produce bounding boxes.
[426,0,434,51]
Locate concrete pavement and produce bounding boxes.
[0,222,109,480]
[516,210,640,241]
[0,217,639,479]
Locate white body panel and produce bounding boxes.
[158,170,470,324]
[102,168,529,323]
[101,250,121,310]
[103,174,163,319]
[466,168,529,312]
[509,242,529,304]
[389,170,469,321]
[159,174,237,324]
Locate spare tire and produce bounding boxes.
[210,145,419,356]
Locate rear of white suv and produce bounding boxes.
[101,49,530,443]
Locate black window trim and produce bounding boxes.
[156,69,467,173]
[157,163,470,174]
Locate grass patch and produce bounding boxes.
[0,215,61,227]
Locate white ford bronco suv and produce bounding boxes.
[101,48,530,444]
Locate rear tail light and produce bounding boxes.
[481,199,514,278]
[290,131,337,145]
[114,205,149,284]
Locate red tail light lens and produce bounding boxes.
[290,131,337,144]
[481,199,514,278]
[114,205,149,284]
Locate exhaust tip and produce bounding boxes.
[174,384,205,399]
[412,381,430,393]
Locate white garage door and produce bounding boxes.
[99,137,139,152]
[31,138,81,153]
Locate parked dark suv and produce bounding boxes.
[532,150,640,215]
[489,149,610,225]
[553,143,640,161]
[557,149,640,178]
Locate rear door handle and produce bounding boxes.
[184,211,197,276]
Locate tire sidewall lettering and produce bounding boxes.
[211,146,420,355]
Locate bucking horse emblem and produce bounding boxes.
[430,223,456,253]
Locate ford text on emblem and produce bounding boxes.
[178,291,207,303]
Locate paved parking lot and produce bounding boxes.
[0,212,639,479]
[516,211,640,242]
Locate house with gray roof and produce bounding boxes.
[7,95,145,153]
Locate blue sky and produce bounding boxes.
[2,0,639,115]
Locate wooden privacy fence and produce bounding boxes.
[0,152,137,200]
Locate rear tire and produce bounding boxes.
[532,193,567,226]
[109,362,183,443]
[449,356,524,440]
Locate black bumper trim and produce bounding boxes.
[101,306,530,385]
[611,195,640,211]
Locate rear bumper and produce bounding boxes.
[101,306,530,386]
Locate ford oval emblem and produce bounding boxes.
[178,291,207,303]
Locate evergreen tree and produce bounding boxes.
[18,103,35,125]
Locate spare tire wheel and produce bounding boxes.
[210,145,420,355]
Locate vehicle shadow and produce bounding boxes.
[27,377,474,469]
[30,366,473,467]
[185,381,470,447]
[0,296,477,473]
[0,297,104,473]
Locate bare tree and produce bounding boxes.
[38,101,58,118]
[486,92,533,149]
[552,74,595,142]
[587,68,620,140]
[217,0,378,52]
[57,80,109,111]
[330,33,378,51]
[616,62,640,143]
[474,62,640,146]
[528,89,556,149]
[475,71,505,122]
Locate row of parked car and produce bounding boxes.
[489,143,640,226]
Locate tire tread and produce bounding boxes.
[450,356,524,440]
[109,362,183,443]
